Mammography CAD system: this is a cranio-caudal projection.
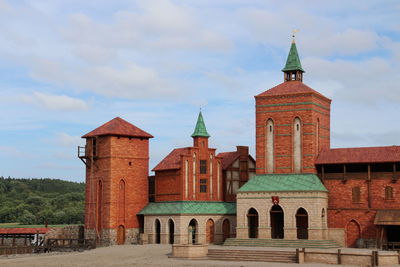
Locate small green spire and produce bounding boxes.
[282,41,304,72]
[191,112,210,138]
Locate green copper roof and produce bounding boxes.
[138,201,236,215]
[238,174,327,192]
[282,41,305,72]
[191,111,210,138]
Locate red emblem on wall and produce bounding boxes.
[272,196,279,205]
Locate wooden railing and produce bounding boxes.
[383,242,400,251]
[0,246,34,255]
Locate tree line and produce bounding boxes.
[0,177,85,225]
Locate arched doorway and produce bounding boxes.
[222,219,230,242]
[296,208,308,239]
[206,219,215,244]
[346,220,361,247]
[155,219,161,244]
[270,205,284,239]
[247,208,259,238]
[188,219,197,244]
[117,225,125,245]
[168,219,174,244]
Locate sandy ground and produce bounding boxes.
[0,244,396,267]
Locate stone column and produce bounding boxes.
[236,227,248,239]
[285,228,297,240]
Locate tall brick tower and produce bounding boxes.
[79,117,153,245]
[255,39,331,174]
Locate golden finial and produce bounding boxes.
[292,29,300,43]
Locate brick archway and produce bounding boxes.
[346,219,361,247]
[222,219,230,242]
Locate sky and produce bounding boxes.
[0,0,399,182]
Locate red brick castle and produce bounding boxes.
[80,39,400,248]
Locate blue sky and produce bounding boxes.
[0,0,399,182]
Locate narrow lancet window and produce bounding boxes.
[293,117,302,173]
[266,119,274,173]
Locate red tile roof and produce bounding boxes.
[217,151,240,170]
[82,117,153,138]
[256,81,331,101]
[316,146,400,164]
[152,148,191,171]
[0,228,49,234]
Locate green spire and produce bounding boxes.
[282,41,304,72]
[191,112,210,138]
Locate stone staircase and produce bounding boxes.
[207,249,297,263]
[223,238,340,249]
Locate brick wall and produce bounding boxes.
[155,137,224,202]
[324,174,400,247]
[255,92,331,174]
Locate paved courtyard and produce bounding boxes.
[3,244,394,267]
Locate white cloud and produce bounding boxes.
[304,57,400,104]
[61,1,232,52]
[28,59,178,99]
[55,132,83,147]
[20,91,89,111]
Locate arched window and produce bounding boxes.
[118,179,126,223]
[352,187,361,203]
[293,117,302,173]
[316,118,320,153]
[193,153,196,199]
[266,119,274,173]
[385,186,394,200]
[217,161,221,200]
[210,154,213,198]
[185,160,189,198]
[97,180,103,231]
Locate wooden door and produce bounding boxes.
[117,225,125,245]
[206,219,215,244]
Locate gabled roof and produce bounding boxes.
[217,151,240,170]
[217,151,255,170]
[316,146,400,165]
[191,112,210,138]
[138,201,236,215]
[152,147,190,171]
[238,174,327,193]
[282,41,304,72]
[82,117,153,138]
[256,81,330,102]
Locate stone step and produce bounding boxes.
[207,249,297,263]
[223,238,340,248]
[208,250,295,256]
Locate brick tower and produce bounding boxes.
[79,117,153,245]
[255,39,331,174]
